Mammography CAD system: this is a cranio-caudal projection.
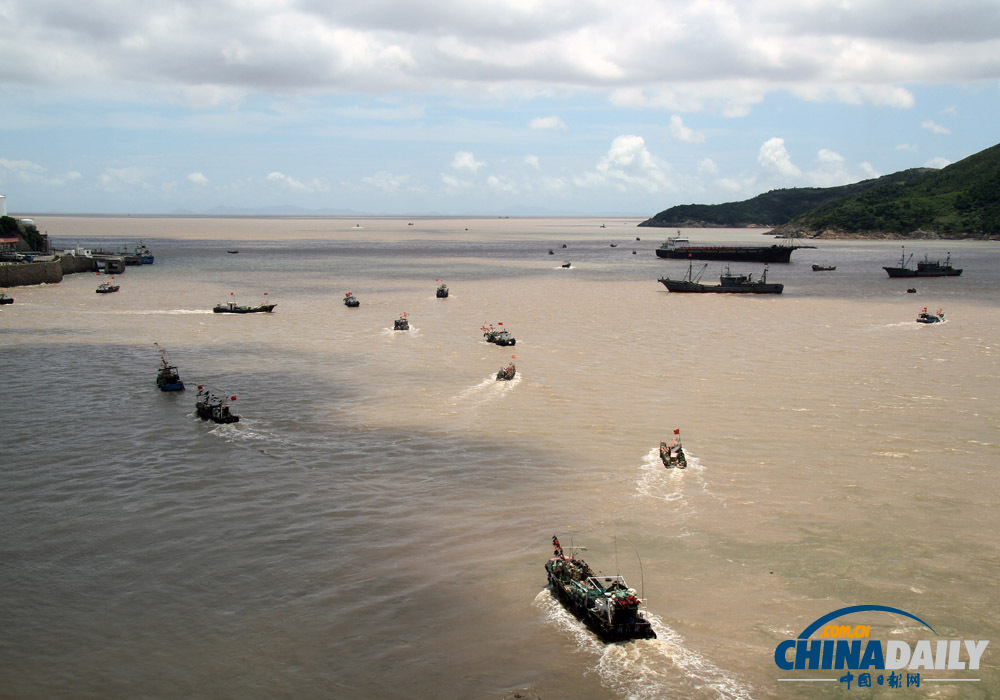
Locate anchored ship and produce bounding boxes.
[655,234,814,263]
[883,247,962,278]
[658,262,783,294]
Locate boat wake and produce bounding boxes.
[635,446,705,506]
[534,590,754,700]
[451,373,521,405]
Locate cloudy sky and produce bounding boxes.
[1,0,999,215]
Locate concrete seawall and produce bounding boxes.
[0,256,98,288]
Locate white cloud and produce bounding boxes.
[895,143,918,151]
[925,156,952,168]
[529,116,567,131]
[187,172,209,185]
[921,120,951,134]
[668,115,704,143]
[806,149,852,187]
[576,135,672,193]
[524,154,541,170]
[362,170,410,193]
[99,166,149,190]
[758,138,802,178]
[0,157,82,186]
[451,151,484,173]
[486,174,518,193]
[698,158,718,176]
[266,171,330,192]
[441,173,474,193]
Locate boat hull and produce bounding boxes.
[658,278,783,294]
[884,267,962,278]
[213,304,276,313]
[655,245,805,263]
[546,573,656,643]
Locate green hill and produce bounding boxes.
[637,169,930,228]
[782,142,1000,238]
[639,141,1000,238]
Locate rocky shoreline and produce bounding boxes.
[767,224,1000,240]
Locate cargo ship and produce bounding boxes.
[655,235,813,263]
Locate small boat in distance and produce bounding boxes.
[96,279,120,294]
[213,293,275,313]
[916,307,945,324]
[496,360,516,381]
[883,247,962,278]
[812,264,836,271]
[436,283,449,298]
[195,386,240,424]
[344,292,360,307]
[0,292,12,305]
[394,313,410,331]
[907,288,917,294]
[545,536,656,643]
[561,261,571,268]
[227,250,239,254]
[658,262,783,294]
[660,429,686,469]
[482,323,516,346]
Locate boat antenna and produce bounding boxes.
[615,535,620,576]
[618,536,646,603]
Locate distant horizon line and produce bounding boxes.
[10,211,651,220]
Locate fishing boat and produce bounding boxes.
[394,313,410,331]
[883,247,962,278]
[496,361,516,381]
[658,262,783,294]
[655,234,813,263]
[344,292,360,307]
[195,386,240,424]
[154,343,185,392]
[213,293,275,313]
[545,536,656,643]
[0,292,12,305]
[660,430,686,469]
[812,264,836,271]
[227,250,239,254]
[436,283,449,298]
[96,280,120,294]
[916,307,945,324]
[561,261,571,268]
[136,243,154,264]
[907,288,917,294]
[482,324,516,346]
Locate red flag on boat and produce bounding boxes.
[674,428,680,434]
[231,396,237,401]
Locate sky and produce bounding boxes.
[1,0,999,216]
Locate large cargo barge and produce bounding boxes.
[655,235,813,263]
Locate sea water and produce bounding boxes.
[1,216,998,699]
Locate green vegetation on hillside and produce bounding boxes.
[790,143,1000,236]
[638,170,930,228]
[1,215,46,251]
[639,141,1000,238]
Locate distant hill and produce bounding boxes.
[637,169,931,228]
[776,143,1000,238]
[639,142,1000,239]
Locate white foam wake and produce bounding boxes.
[534,589,755,700]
